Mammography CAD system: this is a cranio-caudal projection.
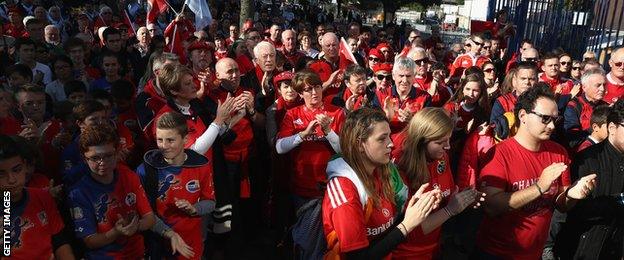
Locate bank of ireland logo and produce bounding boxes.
[125,192,137,206]
[186,180,200,193]
[437,160,446,174]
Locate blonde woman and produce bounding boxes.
[392,107,484,259]
[322,108,440,259]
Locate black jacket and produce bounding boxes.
[555,140,624,259]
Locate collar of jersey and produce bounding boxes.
[143,149,208,169]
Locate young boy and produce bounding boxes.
[576,105,610,152]
[0,135,74,259]
[63,80,88,105]
[136,112,216,259]
[67,123,155,259]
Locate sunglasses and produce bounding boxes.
[483,46,491,50]
[414,58,429,65]
[472,41,483,46]
[529,110,561,125]
[614,62,624,68]
[572,67,581,70]
[560,61,571,65]
[376,74,392,81]
[368,57,380,62]
[483,68,495,73]
[525,58,538,62]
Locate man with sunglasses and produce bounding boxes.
[477,84,596,260]
[604,47,624,104]
[370,63,393,97]
[559,53,573,78]
[449,34,490,80]
[408,47,452,107]
[564,68,609,149]
[539,52,576,98]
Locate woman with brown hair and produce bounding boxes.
[276,69,345,203]
[322,108,440,259]
[444,73,491,135]
[391,108,484,259]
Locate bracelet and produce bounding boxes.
[398,223,407,235]
[535,184,544,196]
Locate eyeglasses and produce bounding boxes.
[414,58,429,66]
[376,74,392,81]
[524,57,538,62]
[483,68,495,73]
[560,61,571,65]
[614,62,624,68]
[85,153,116,164]
[572,67,581,70]
[368,57,380,62]
[529,110,561,125]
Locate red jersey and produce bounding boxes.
[215,49,228,61]
[604,72,624,104]
[449,53,490,78]
[136,150,214,259]
[26,172,51,189]
[2,23,27,38]
[277,104,345,197]
[208,86,255,162]
[477,138,571,260]
[322,176,397,255]
[38,119,63,182]
[539,73,575,96]
[393,153,455,259]
[378,85,432,137]
[414,74,452,107]
[8,188,64,260]
[68,165,152,259]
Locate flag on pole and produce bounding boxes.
[184,0,213,30]
[123,10,136,37]
[339,37,358,70]
[147,0,168,24]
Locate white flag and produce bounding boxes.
[185,0,213,30]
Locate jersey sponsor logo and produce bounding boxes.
[10,217,33,248]
[37,211,48,226]
[125,192,137,206]
[462,60,470,66]
[72,207,84,220]
[366,217,394,237]
[186,180,200,193]
[293,118,304,125]
[437,160,446,174]
[158,174,179,201]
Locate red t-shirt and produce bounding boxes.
[309,59,341,104]
[449,53,490,78]
[0,116,21,135]
[277,104,345,198]
[208,87,255,162]
[393,153,455,259]
[39,119,63,182]
[26,172,51,189]
[322,176,397,256]
[604,73,624,104]
[443,101,477,131]
[9,188,65,259]
[476,138,571,260]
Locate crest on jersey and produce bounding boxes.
[186,180,200,193]
[125,192,137,206]
[382,208,390,218]
[437,160,446,174]
[293,118,304,125]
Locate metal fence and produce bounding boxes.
[487,0,624,60]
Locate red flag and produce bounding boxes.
[123,10,136,38]
[339,37,358,70]
[147,0,168,24]
[398,45,411,58]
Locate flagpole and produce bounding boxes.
[169,4,187,53]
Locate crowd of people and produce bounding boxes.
[1,0,624,259]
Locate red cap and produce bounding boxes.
[187,40,213,52]
[273,71,295,86]
[368,48,385,62]
[372,63,393,74]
